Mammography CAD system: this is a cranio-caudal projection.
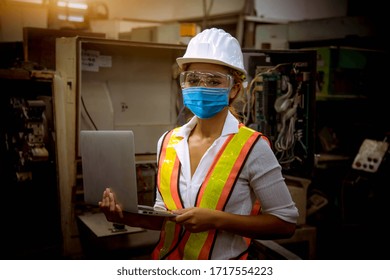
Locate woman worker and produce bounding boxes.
[99,28,298,260]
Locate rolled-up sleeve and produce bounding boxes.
[245,138,299,224]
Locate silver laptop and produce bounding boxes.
[80,130,175,217]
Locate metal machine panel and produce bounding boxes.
[56,37,186,155]
[242,49,317,178]
[55,37,186,256]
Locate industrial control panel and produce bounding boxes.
[242,49,317,178]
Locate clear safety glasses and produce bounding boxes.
[179,71,233,89]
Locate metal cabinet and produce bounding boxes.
[55,37,186,256]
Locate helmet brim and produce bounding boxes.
[176,57,248,78]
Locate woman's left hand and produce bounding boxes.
[172,207,220,233]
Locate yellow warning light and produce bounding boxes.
[180,23,198,37]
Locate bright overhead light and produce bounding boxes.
[68,15,84,22]
[12,0,43,4]
[68,3,88,9]
[57,1,88,10]
[57,14,85,22]
[58,14,67,20]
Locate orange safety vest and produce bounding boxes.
[151,124,269,260]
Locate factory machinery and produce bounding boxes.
[0,69,62,258]
[242,51,316,178]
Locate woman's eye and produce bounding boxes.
[187,78,200,85]
[206,78,222,87]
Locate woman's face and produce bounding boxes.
[185,63,240,100]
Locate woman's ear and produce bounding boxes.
[229,83,241,100]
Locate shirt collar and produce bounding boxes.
[175,111,240,139]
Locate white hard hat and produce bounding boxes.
[176,28,247,79]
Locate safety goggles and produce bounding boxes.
[179,71,233,89]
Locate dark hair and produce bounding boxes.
[228,69,245,121]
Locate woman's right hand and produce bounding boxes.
[98,187,124,222]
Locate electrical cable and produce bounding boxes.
[244,63,309,166]
[81,95,98,130]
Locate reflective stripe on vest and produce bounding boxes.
[157,128,182,211]
[152,124,265,259]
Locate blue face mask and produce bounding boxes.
[182,87,230,119]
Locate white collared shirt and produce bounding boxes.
[154,111,298,259]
